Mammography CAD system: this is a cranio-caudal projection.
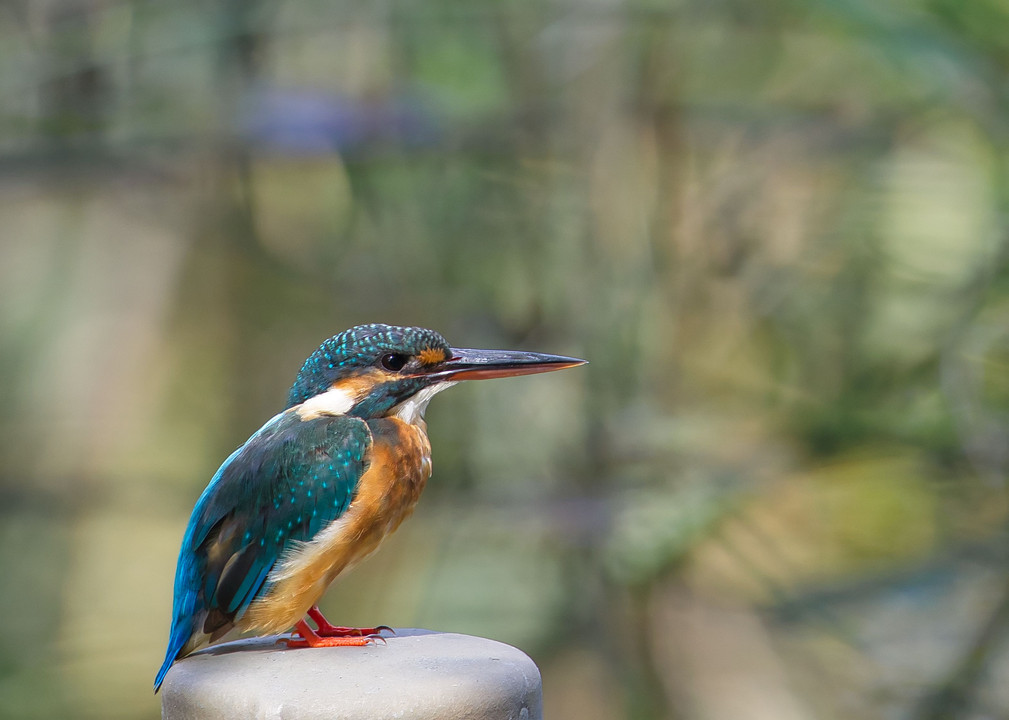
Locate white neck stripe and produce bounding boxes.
[295,385,357,420]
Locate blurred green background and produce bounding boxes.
[3,0,1009,718]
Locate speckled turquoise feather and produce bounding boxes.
[154,411,371,691]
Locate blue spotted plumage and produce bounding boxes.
[155,412,370,690]
[155,323,585,692]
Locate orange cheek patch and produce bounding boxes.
[418,347,448,366]
[331,371,384,398]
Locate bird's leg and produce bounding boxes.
[307,605,393,637]
[284,619,375,648]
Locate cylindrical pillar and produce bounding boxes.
[160,629,543,720]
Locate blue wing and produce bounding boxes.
[154,410,372,691]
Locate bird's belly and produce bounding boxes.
[241,418,431,633]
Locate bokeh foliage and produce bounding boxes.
[3,0,1009,718]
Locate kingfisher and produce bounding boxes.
[154,323,584,692]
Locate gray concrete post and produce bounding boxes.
[160,629,543,720]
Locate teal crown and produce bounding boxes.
[287,324,450,408]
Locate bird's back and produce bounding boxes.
[154,410,374,690]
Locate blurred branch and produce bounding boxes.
[768,529,1009,607]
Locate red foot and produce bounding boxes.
[285,619,376,649]
[307,605,393,638]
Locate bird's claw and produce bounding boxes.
[283,618,389,649]
[369,625,395,637]
[315,624,394,638]
[283,633,375,649]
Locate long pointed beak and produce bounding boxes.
[421,347,586,381]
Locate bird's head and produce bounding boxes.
[287,323,585,422]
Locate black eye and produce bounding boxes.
[381,353,408,371]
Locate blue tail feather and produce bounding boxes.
[154,619,190,692]
[154,577,200,692]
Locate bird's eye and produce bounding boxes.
[381,353,409,372]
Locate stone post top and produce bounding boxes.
[160,629,543,720]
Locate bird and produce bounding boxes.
[154,323,585,692]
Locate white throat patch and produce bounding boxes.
[391,382,457,425]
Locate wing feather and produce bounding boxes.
[154,410,371,691]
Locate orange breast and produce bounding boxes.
[241,417,432,634]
